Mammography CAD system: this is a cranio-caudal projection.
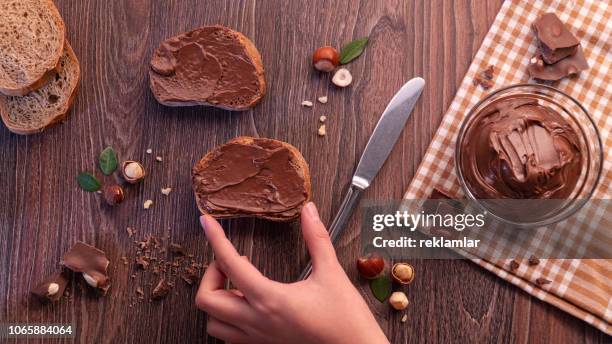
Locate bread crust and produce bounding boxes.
[192,137,311,222]
[0,41,80,135]
[0,0,66,96]
[149,25,265,111]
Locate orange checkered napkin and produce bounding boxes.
[403,0,611,335]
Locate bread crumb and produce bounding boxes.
[401,314,408,323]
[317,96,328,104]
[146,149,152,154]
[319,115,327,123]
[318,124,326,136]
[155,156,163,162]
[161,187,172,196]
[301,100,313,107]
[144,200,153,209]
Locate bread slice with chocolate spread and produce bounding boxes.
[150,25,265,111]
[192,137,311,221]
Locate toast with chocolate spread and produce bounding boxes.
[0,42,80,135]
[192,137,311,221]
[0,0,66,96]
[150,26,265,111]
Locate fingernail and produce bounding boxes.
[304,202,320,221]
[200,215,208,238]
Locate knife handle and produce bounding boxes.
[298,184,363,280]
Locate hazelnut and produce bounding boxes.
[389,291,409,310]
[312,46,340,72]
[356,253,384,279]
[318,124,326,136]
[121,161,145,184]
[82,272,98,288]
[317,96,328,104]
[143,200,153,209]
[332,68,352,87]
[103,184,124,206]
[301,100,313,107]
[391,262,414,285]
[47,283,60,296]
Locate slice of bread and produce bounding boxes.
[150,25,265,111]
[0,0,66,96]
[0,41,80,135]
[192,137,311,221]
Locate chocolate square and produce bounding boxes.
[532,13,580,64]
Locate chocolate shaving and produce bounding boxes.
[168,243,186,255]
[135,256,150,270]
[473,65,495,90]
[152,279,171,300]
[536,277,551,286]
[509,260,520,271]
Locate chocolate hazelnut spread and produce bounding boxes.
[150,26,264,109]
[192,137,310,220]
[460,97,582,199]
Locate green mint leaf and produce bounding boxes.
[340,37,369,64]
[99,147,118,175]
[77,172,101,192]
[370,275,391,302]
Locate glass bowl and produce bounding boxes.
[455,84,603,227]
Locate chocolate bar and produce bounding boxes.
[31,271,69,302]
[62,242,111,295]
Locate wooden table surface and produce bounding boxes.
[1,0,609,343]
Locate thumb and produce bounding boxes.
[301,202,339,272]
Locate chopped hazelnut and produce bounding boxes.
[317,96,328,104]
[146,149,152,154]
[144,200,153,209]
[318,124,326,136]
[319,115,327,123]
[161,187,172,196]
[82,273,98,288]
[47,283,60,296]
[332,68,352,87]
[301,100,313,107]
[155,156,163,162]
[401,314,408,323]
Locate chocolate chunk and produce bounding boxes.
[151,279,171,300]
[528,255,540,266]
[528,46,589,81]
[61,242,111,295]
[532,13,579,64]
[31,271,69,302]
[509,260,520,271]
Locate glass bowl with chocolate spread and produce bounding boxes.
[455,84,602,227]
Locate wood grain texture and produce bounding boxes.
[0,0,609,343]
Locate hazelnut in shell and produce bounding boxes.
[392,262,414,285]
[103,184,125,206]
[356,253,384,279]
[121,161,146,184]
[312,46,340,72]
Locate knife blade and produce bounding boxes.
[299,77,425,280]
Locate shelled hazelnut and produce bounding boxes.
[121,161,145,184]
[312,46,339,72]
[391,263,414,285]
[389,291,409,310]
[356,253,384,279]
[103,184,124,206]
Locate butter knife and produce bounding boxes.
[299,77,426,280]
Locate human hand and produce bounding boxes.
[195,202,389,344]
